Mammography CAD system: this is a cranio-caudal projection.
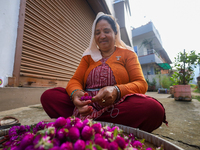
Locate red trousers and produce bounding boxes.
[41,87,167,132]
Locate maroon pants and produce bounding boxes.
[41,87,167,132]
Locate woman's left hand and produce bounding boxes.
[92,86,117,106]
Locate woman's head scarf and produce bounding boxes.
[82,12,134,62]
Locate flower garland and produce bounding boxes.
[3,116,164,150]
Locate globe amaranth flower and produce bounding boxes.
[54,117,67,128]
[74,121,84,131]
[81,125,94,141]
[34,135,53,150]
[115,136,126,149]
[24,145,34,150]
[91,123,102,134]
[19,133,34,149]
[60,141,73,150]
[108,141,119,150]
[56,128,68,141]
[94,137,108,149]
[49,146,60,150]
[74,139,86,150]
[132,140,143,148]
[46,126,57,139]
[68,127,80,141]
[65,117,72,129]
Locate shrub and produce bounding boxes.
[161,76,172,89]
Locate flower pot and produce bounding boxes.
[173,85,192,101]
[170,86,174,97]
[197,76,200,89]
[148,85,155,91]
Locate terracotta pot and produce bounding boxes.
[148,85,155,91]
[173,85,191,101]
[197,76,200,89]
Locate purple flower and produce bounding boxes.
[24,145,34,150]
[104,131,113,139]
[46,127,57,139]
[36,121,46,130]
[81,126,94,141]
[46,122,55,128]
[60,142,73,150]
[33,134,41,146]
[95,137,108,149]
[18,125,27,135]
[74,121,83,131]
[73,117,81,125]
[54,117,67,128]
[74,139,86,150]
[52,138,61,147]
[49,146,60,150]
[81,96,85,101]
[34,135,53,150]
[82,119,90,127]
[132,140,143,148]
[146,148,153,150]
[92,123,101,134]
[56,128,68,141]
[111,126,120,132]
[68,127,80,141]
[94,133,102,140]
[103,125,111,132]
[19,133,34,149]
[115,136,126,149]
[108,141,119,150]
[64,117,72,129]
[129,133,135,141]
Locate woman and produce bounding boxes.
[41,12,167,132]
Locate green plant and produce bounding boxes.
[161,76,172,89]
[170,50,199,85]
[192,96,200,102]
[146,78,156,86]
[140,39,154,49]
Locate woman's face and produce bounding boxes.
[94,19,116,52]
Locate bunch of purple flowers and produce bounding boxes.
[3,116,164,150]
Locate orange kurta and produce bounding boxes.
[66,47,148,98]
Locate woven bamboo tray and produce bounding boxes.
[98,121,184,150]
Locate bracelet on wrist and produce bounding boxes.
[114,85,121,103]
[70,89,84,101]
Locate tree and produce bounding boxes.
[170,49,199,85]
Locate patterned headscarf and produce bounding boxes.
[82,12,134,62]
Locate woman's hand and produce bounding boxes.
[92,86,118,106]
[73,91,93,116]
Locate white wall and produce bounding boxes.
[0,0,20,87]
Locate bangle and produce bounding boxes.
[70,89,84,101]
[114,85,121,103]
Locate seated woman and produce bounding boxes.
[41,12,167,133]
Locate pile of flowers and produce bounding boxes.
[3,116,164,150]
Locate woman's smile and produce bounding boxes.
[94,19,116,56]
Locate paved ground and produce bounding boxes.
[0,88,200,150]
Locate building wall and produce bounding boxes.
[0,0,20,87]
[105,0,115,15]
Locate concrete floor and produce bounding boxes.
[0,87,200,150]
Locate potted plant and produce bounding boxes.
[170,50,199,101]
[146,78,157,91]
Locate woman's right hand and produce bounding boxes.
[73,91,93,116]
